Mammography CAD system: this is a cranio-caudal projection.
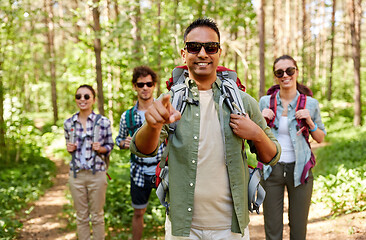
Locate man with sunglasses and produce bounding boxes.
[115,66,165,240]
[130,18,281,239]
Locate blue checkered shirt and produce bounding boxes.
[64,112,114,172]
[116,103,165,187]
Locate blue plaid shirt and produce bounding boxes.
[64,112,114,172]
[116,102,165,187]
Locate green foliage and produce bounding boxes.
[0,145,56,239]
[311,104,366,215]
[313,165,366,216]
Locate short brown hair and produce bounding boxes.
[132,66,157,85]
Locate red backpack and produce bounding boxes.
[261,85,315,184]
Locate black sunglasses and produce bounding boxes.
[274,67,297,78]
[136,82,154,88]
[184,42,220,54]
[75,94,91,100]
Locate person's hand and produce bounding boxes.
[230,113,261,141]
[295,109,312,125]
[66,143,77,153]
[92,142,101,153]
[121,136,132,149]
[144,94,181,130]
[261,108,275,121]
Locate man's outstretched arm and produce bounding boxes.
[135,94,181,155]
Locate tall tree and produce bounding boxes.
[272,0,278,59]
[131,0,142,63]
[328,0,336,101]
[285,0,290,53]
[347,0,362,126]
[92,0,105,115]
[301,0,308,83]
[258,0,266,98]
[44,0,58,124]
[0,53,5,150]
[156,0,162,96]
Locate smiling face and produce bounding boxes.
[274,59,298,91]
[181,26,221,84]
[75,87,95,111]
[133,75,155,101]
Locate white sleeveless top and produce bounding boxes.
[277,116,296,163]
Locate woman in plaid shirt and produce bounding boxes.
[64,84,114,240]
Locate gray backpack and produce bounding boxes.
[155,66,265,214]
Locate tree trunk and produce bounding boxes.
[234,31,239,73]
[285,0,290,53]
[73,0,81,42]
[272,0,278,59]
[294,0,300,57]
[0,52,5,150]
[92,0,105,116]
[156,0,162,97]
[301,0,307,83]
[173,0,180,62]
[258,0,266,98]
[113,0,119,19]
[44,0,58,124]
[348,0,362,126]
[131,0,142,63]
[328,0,336,101]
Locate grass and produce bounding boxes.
[0,146,56,239]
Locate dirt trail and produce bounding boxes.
[17,156,76,240]
[249,142,366,240]
[16,151,366,240]
[249,197,366,240]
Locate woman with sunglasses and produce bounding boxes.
[259,55,326,240]
[64,84,114,240]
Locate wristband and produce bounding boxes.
[309,123,317,132]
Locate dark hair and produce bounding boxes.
[132,66,157,85]
[270,55,313,97]
[183,18,220,43]
[273,54,298,72]
[76,84,96,99]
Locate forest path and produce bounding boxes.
[248,195,366,240]
[15,143,366,239]
[17,155,76,240]
[248,142,366,240]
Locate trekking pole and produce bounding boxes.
[70,127,77,178]
[232,102,245,115]
[92,122,100,175]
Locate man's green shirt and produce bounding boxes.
[130,77,281,237]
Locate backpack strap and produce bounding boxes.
[220,74,246,115]
[218,77,265,214]
[248,167,266,214]
[92,114,102,175]
[267,92,278,128]
[125,107,142,163]
[295,94,316,184]
[126,107,141,136]
[70,121,77,178]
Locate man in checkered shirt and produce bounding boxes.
[115,66,165,240]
